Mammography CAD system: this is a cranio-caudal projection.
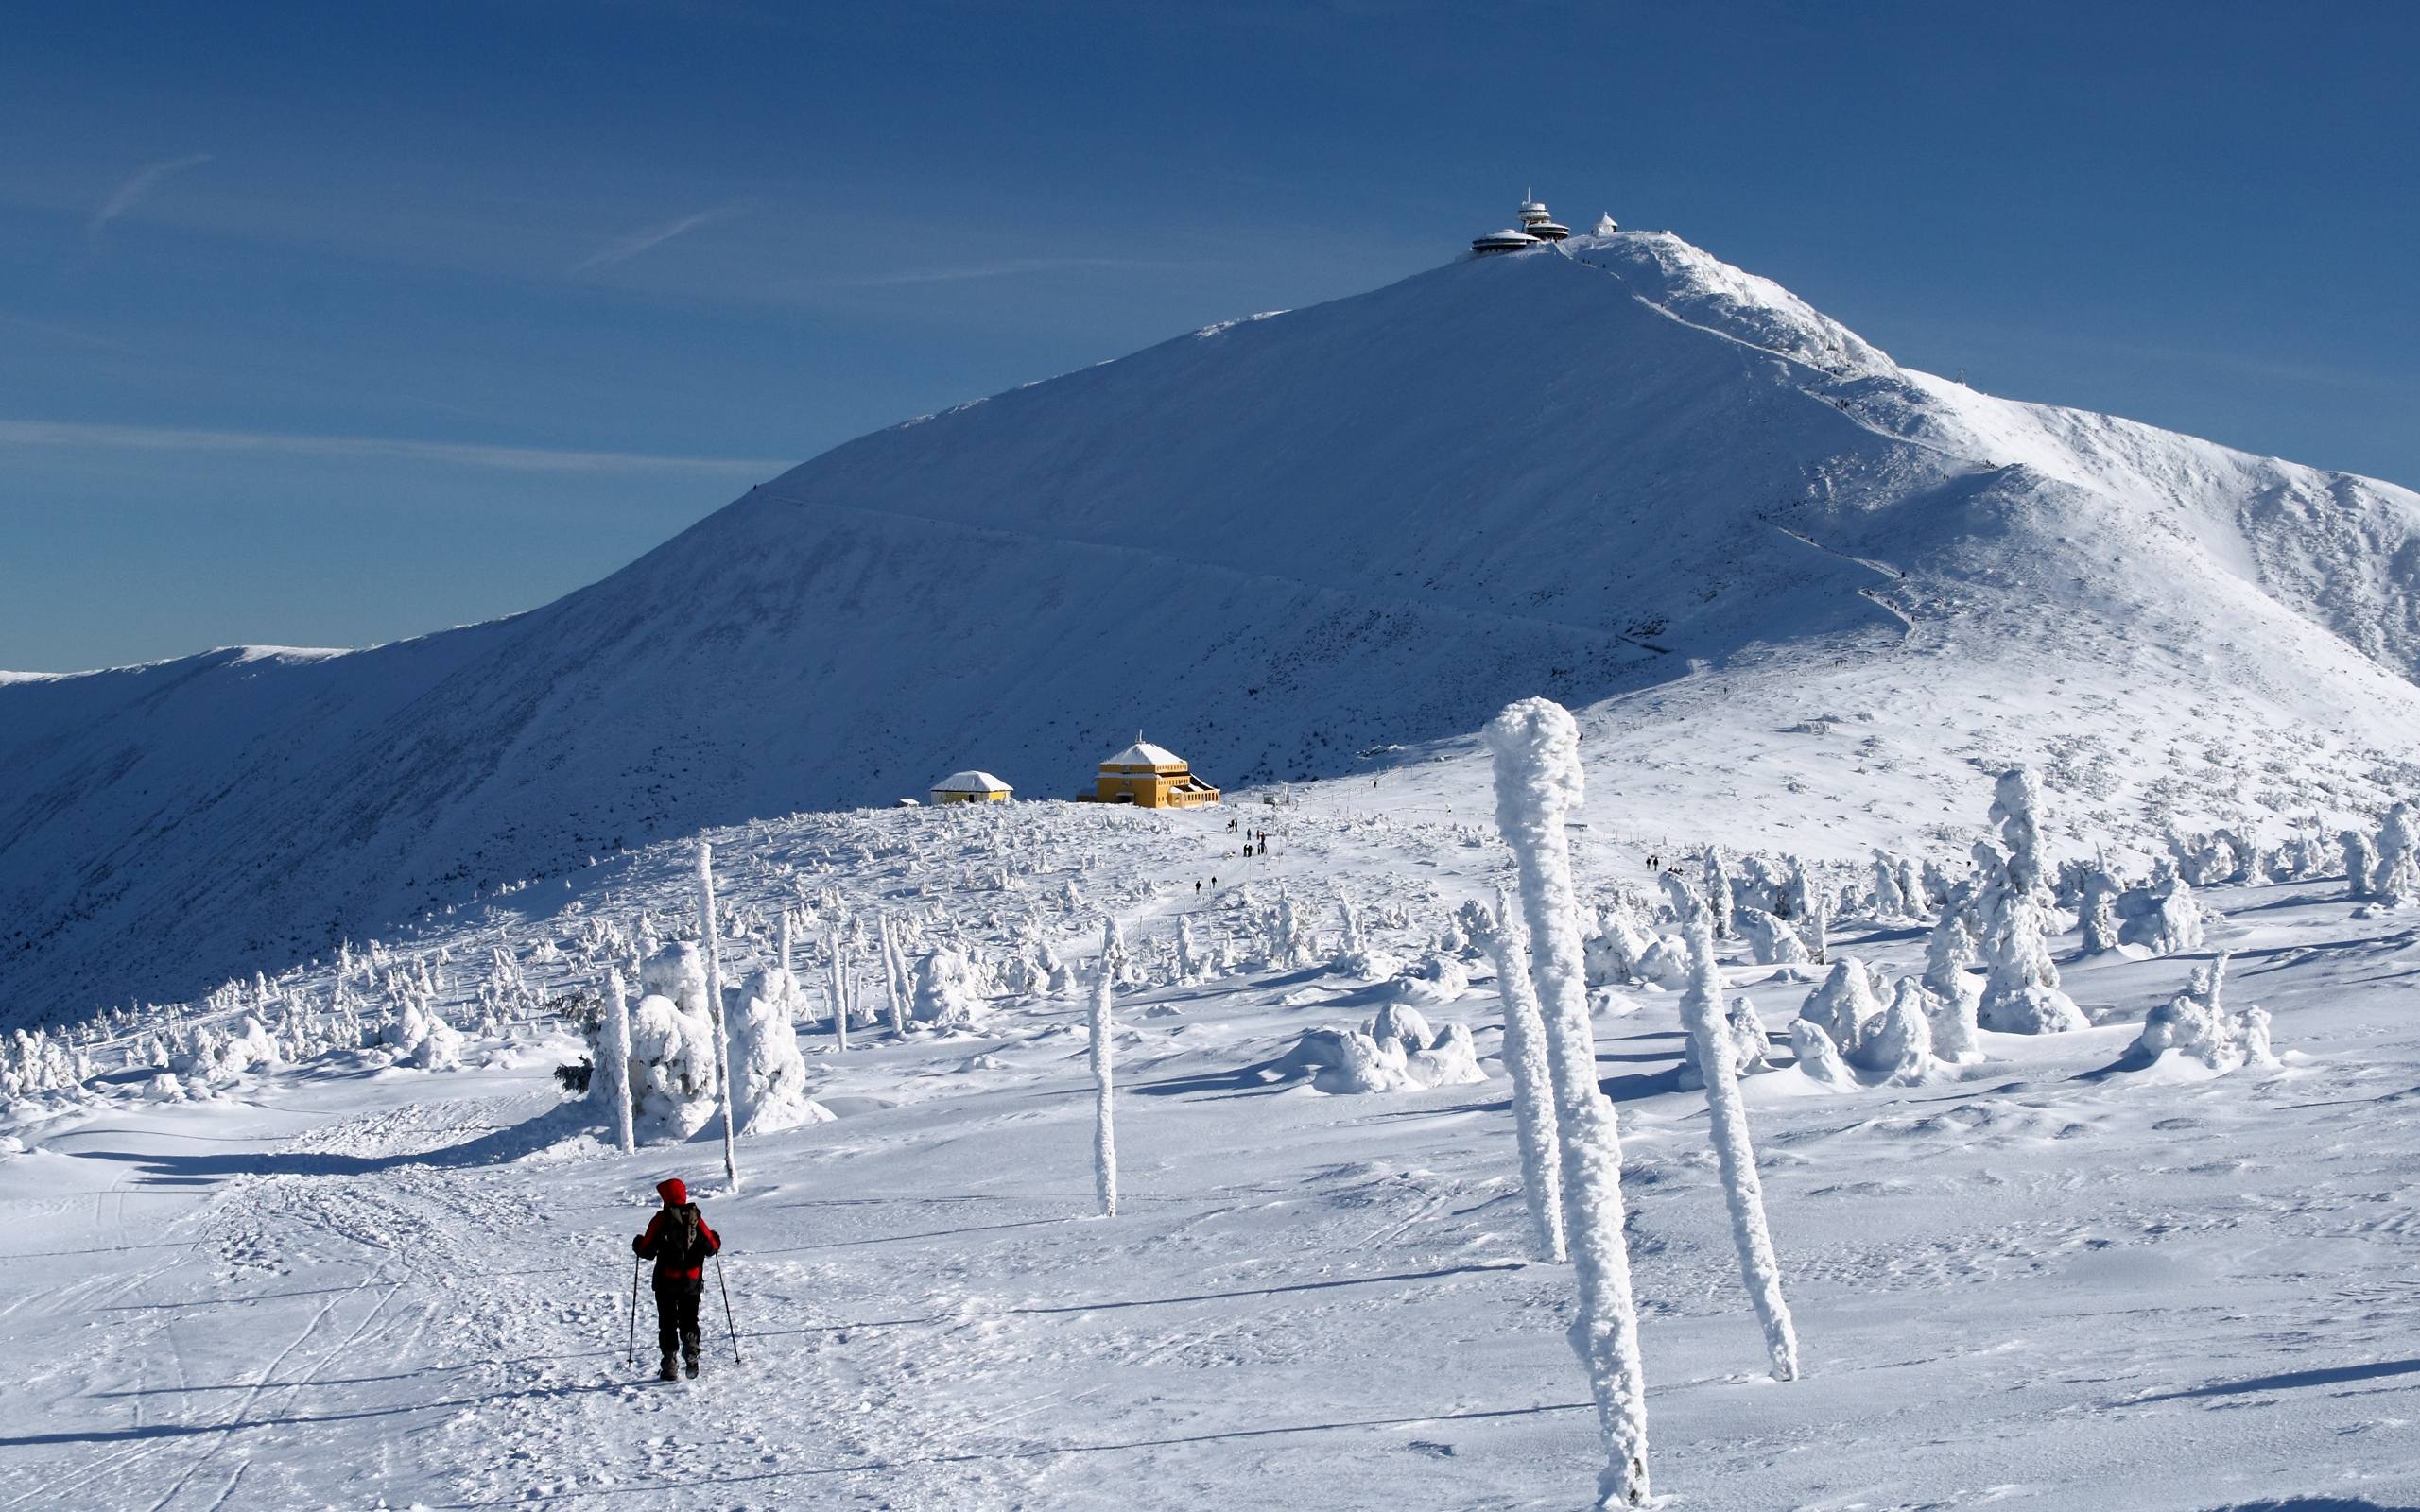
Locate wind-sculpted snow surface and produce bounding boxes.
[8,230,2420,1020]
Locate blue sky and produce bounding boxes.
[4,1,2414,671]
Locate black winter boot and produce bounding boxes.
[658,1355,678,1382]
[683,1354,700,1379]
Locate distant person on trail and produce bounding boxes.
[634,1177,721,1380]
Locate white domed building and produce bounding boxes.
[1471,192,1569,255]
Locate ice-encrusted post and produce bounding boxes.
[1090,917,1121,1218]
[604,968,635,1155]
[779,908,794,984]
[1462,891,1565,1263]
[1486,696,1651,1509]
[697,841,738,1189]
[829,921,851,1053]
[1673,881,1800,1382]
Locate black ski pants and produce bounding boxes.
[653,1274,704,1363]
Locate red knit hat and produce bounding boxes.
[657,1177,687,1205]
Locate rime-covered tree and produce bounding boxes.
[2374,803,2420,906]
[1703,846,1736,938]
[1975,774,2086,1034]
[2342,829,2380,902]
[2078,858,2122,955]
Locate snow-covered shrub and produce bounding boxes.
[1370,1000,1434,1052]
[2117,868,2205,955]
[1703,847,1736,938]
[2078,864,2122,955]
[1788,1019,1855,1089]
[1678,993,1773,1091]
[1334,939,1408,982]
[1737,908,1811,966]
[1388,954,1470,1005]
[1584,907,1656,986]
[390,1001,464,1071]
[911,947,989,1029]
[640,940,710,1016]
[1175,915,1207,985]
[1863,988,1936,1085]
[2373,803,2420,906]
[730,968,829,1136]
[1786,860,1830,964]
[1871,850,1910,920]
[1798,959,1882,1066]
[627,991,720,1140]
[1922,890,1980,1001]
[1286,1007,1484,1094]
[1631,933,1691,988]
[2132,954,2277,1074]
[2342,829,2380,902]
[1975,774,2087,1035]
[1270,888,1312,970]
[1907,976,1979,1064]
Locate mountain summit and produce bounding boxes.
[7,230,2419,1017]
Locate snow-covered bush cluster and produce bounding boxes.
[1285,1002,1485,1094]
[2131,954,2277,1074]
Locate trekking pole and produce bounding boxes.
[627,1256,640,1366]
[713,1250,742,1365]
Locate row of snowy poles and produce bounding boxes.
[581,699,1761,1508]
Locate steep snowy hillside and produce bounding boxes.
[7,230,2419,1021]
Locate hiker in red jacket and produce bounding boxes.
[633,1177,721,1380]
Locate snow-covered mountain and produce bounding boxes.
[7,230,2419,1020]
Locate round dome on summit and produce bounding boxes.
[1470,226,1541,255]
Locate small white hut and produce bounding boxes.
[930,770,1012,805]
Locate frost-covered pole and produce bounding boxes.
[1673,885,1799,1382]
[779,907,793,983]
[605,968,635,1155]
[1090,917,1120,1218]
[828,922,851,1053]
[697,841,738,1189]
[1486,697,1651,1508]
[881,916,908,1037]
[1465,891,1565,1263]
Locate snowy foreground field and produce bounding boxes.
[7,793,2420,1511]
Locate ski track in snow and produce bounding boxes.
[8,804,2420,1508]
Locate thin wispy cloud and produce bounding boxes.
[830,256,1205,288]
[569,199,755,275]
[0,419,789,476]
[90,153,216,247]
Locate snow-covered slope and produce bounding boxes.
[7,231,2419,1021]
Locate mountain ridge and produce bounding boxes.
[7,230,2418,1021]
